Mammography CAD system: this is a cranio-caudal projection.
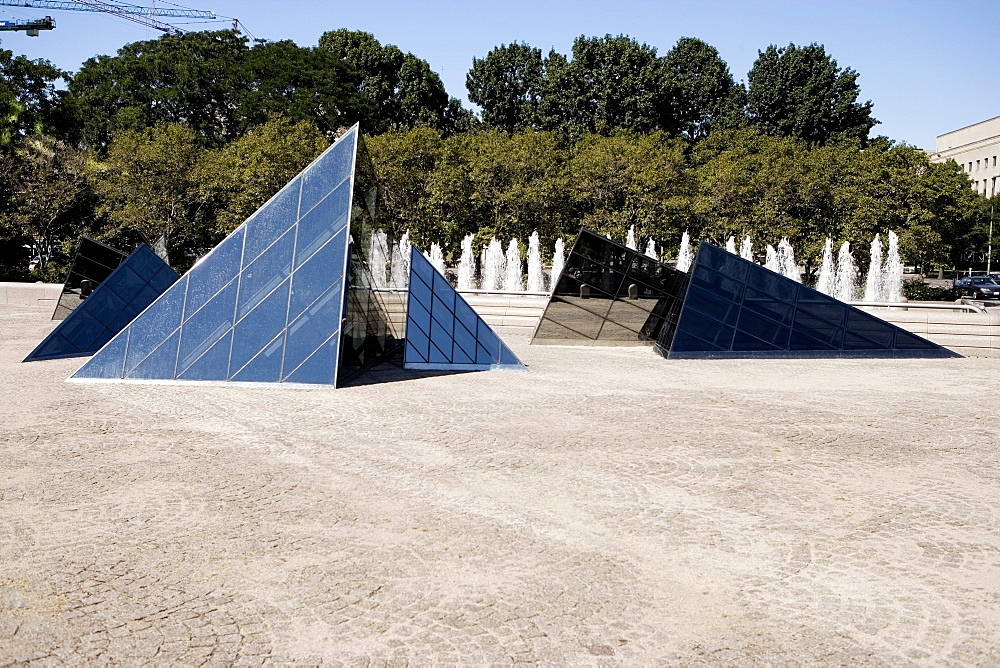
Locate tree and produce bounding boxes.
[65,30,249,149]
[543,34,664,136]
[236,40,365,139]
[318,29,453,134]
[660,37,745,140]
[569,131,692,246]
[89,124,207,263]
[466,42,545,132]
[747,43,877,145]
[3,136,92,274]
[364,126,443,240]
[0,42,66,143]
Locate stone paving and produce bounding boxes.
[2,301,1000,664]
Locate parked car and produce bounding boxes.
[953,276,1000,299]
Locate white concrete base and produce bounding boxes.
[0,282,62,307]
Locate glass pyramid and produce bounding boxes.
[26,244,178,362]
[656,242,960,359]
[405,245,525,370]
[71,125,400,386]
[531,228,690,346]
[52,237,128,320]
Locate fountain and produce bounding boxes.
[676,231,693,272]
[457,234,476,290]
[368,230,389,289]
[740,236,753,263]
[777,238,801,282]
[644,238,658,261]
[833,241,858,302]
[626,225,637,251]
[482,237,505,291]
[764,244,780,273]
[428,243,446,277]
[863,233,883,301]
[725,236,737,254]
[504,238,523,291]
[815,237,835,296]
[389,231,410,289]
[527,232,544,292]
[551,238,565,288]
[884,230,904,302]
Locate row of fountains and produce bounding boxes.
[365,225,906,303]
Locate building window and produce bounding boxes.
[969,162,974,171]
[976,159,981,170]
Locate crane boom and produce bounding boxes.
[0,0,214,19]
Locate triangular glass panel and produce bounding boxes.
[658,242,960,359]
[404,246,525,371]
[26,244,178,362]
[72,126,360,385]
[531,228,689,346]
[52,237,128,320]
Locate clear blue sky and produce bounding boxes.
[1,0,995,150]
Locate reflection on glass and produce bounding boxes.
[531,228,690,346]
[53,237,128,320]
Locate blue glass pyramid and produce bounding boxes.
[25,244,178,362]
[404,245,525,371]
[656,242,960,359]
[71,126,363,385]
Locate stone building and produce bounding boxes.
[929,116,1000,197]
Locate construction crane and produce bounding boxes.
[0,1,219,34]
[0,15,54,35]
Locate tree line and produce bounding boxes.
[0,28,991,281]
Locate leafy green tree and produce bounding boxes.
[569,131,692,246]
[0,41,66,143]
[544,34,664,136]
[422,129,571,250]
[466,42,545,132]
[237,40,365,138]
[2,136,92,273]
[747,43,877,145]
[364,126,443,240]
[661,37,745,140]
[318,29,453,134]
[89,124,207,264]
[65,30,249,149]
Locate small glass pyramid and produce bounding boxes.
[404,246,524,370]
[656,242,960,359]
[531,228,690,346]
[71,125,390,386]
[52,237,128,320]
[25,244,178,362]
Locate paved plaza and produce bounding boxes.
[2,301,999,664]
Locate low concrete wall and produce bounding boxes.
[859,306,1000,358]
[462,293,547,340]
[0,282,61,307]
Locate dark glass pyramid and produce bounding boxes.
[656,242,960,359]
[52,237,128,320]
[405,246,524,370]
[531,228,690,346]
[25,244,178,362]
[71,125,399,386]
